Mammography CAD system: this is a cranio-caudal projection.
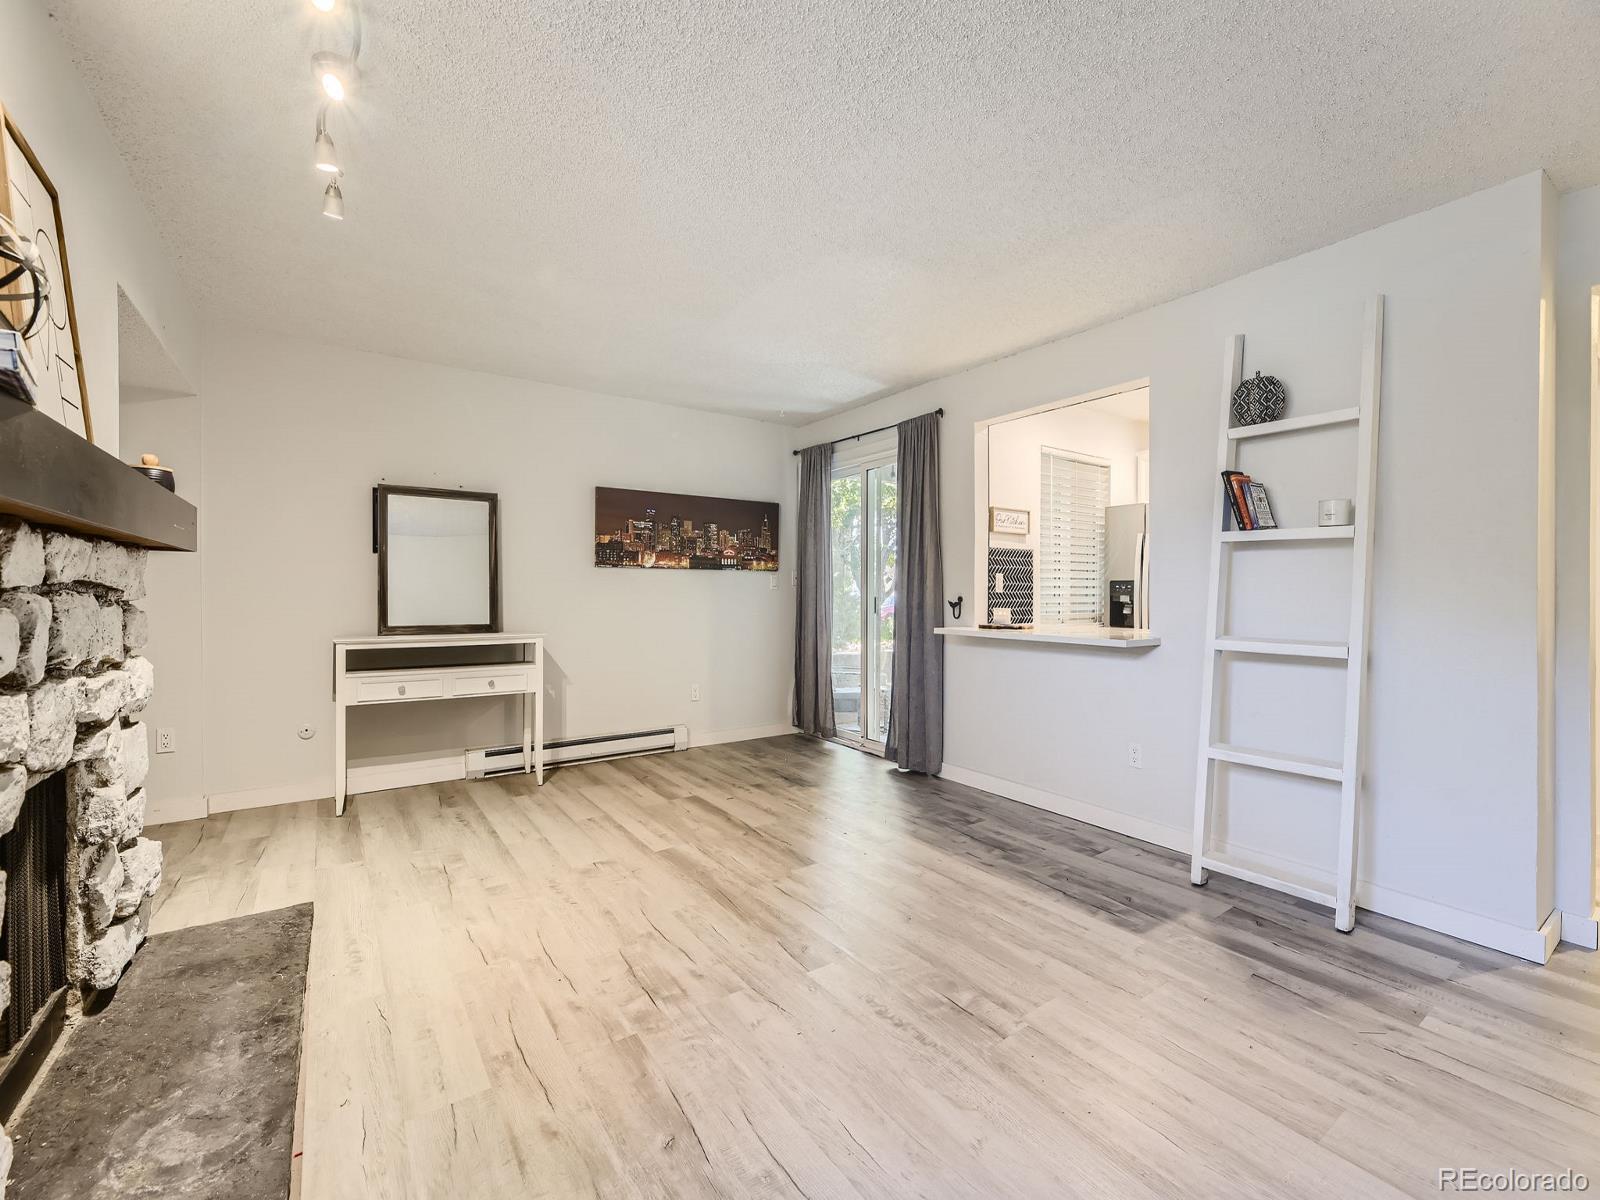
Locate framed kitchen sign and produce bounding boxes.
[988,506,1030,535]
[0,105,92,441]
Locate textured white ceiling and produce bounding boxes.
[117,287,192,401]
[44,1,1600,422]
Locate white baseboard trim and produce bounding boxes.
[207,780,327,814]
[1559,910,1600,950]
[1363,887,1554,964]
[1532,908,1562,962]
[348,752,464,796]
[214,757,463,811]
[209,724,802,814]
[938,762,1555,964]
[352,725,796,792]
[144,793,208,826]
[693,722,800,748]
[938,763,1189,855]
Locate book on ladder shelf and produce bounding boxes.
[1220,471,1277,530]
[1191,295,1383,933]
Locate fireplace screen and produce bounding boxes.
[0,773,67,1054]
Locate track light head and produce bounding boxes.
[322,179,345,220]
[314,129,340,174]
[312,52,353,102]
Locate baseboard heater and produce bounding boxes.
[465,725,689,778]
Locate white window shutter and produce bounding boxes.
[1039,448,1109,624]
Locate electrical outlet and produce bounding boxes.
[155,727,176,755]
[690,684,702,702]
[297,725,316,741]
[1127,742,1143,769]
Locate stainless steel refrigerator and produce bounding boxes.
[1104,502,1149,628]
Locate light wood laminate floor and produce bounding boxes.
[147,736,1600,1199]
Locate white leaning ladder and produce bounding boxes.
[1190,295,1383,932]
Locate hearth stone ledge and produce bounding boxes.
[0,516,164,1192]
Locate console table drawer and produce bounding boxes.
[452,671,530,698]
[356,676,444,703]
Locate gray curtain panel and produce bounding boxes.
[793,443,836,738]
[887,411,944,773]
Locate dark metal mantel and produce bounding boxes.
[0,395,195,552]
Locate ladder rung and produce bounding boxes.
[1228,407,1359,440]
[1220,526,1355,543]
[1200,853,1336,907]
[1213,637,1349,660]
[1208,743,1344,782]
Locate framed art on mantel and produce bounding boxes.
[0,105,92,441]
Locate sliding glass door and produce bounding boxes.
[831,453,897,749]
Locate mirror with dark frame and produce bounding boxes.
[375,485,501,635]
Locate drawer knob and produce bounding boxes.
[398,685,406,696]
[488,679,496,689]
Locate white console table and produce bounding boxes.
[332,632,544,816]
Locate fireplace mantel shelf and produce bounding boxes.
[0,396,196,551]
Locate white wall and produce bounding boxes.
[118,392,206,823]
[1551,183,1600,929]
[0,0,198,454]
[194,328,796,809]
[793,173,1552,957]
[1537,174,1559,928]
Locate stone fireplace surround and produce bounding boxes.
[0,516,162,1185]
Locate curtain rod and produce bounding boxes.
[791,408,943,455]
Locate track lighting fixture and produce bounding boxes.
[314,131,339,173]
[307,3,362,220]
[314,110,340,173]
[312,52,353,102]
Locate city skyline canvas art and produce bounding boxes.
[595,486,779,571]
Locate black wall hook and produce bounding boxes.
[948,596,964,621]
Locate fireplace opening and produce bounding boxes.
[0,773,69,1119]
[2,774,69,1053]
